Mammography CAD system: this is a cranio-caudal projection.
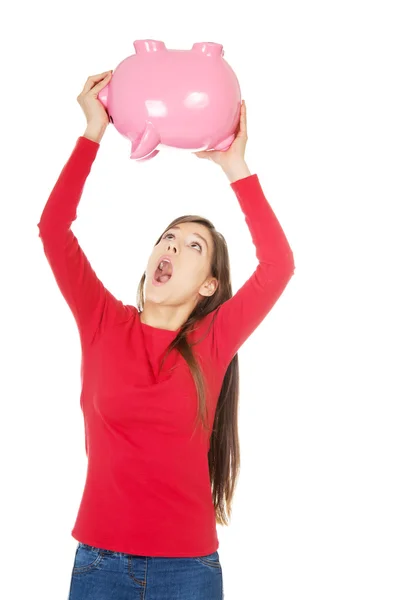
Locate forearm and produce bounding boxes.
[83,123,107,144]
[222,159,252,183]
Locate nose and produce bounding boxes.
[167,242,178,254]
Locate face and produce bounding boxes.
[144,221,218,307]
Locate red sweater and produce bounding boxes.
[37,136,295,557]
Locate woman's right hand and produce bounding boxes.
[77,71,113,141]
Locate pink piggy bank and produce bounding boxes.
[98,39,241,161]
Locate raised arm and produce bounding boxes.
[194,100,295,369]
[37,71,129,347]
[212,173,295,369]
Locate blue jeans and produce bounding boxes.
[68,542,224,599]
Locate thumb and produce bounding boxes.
[194,151,211,159]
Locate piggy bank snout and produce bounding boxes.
[98,84,109,109]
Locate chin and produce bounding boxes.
[145,281,168,300]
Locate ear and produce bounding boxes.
[199,277,219,297]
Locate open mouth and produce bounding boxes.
[152,258,173,285]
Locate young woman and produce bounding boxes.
[38,70,295,600]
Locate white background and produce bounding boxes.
[1,1,399,598]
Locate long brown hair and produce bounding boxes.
[136,214,240,526]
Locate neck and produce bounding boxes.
[139,302,195,332]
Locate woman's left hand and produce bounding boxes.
[194,100,248,172]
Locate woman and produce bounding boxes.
[38,70,295,600]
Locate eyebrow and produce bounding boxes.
[168,226,209,250]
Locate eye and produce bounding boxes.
[163,233,202,252]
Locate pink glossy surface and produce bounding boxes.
[98,39,241,161]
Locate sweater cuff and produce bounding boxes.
[230,173,259,191]
[78,135,100,148]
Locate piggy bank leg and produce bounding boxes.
[213,134,236,152]
[130,122,160,160]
